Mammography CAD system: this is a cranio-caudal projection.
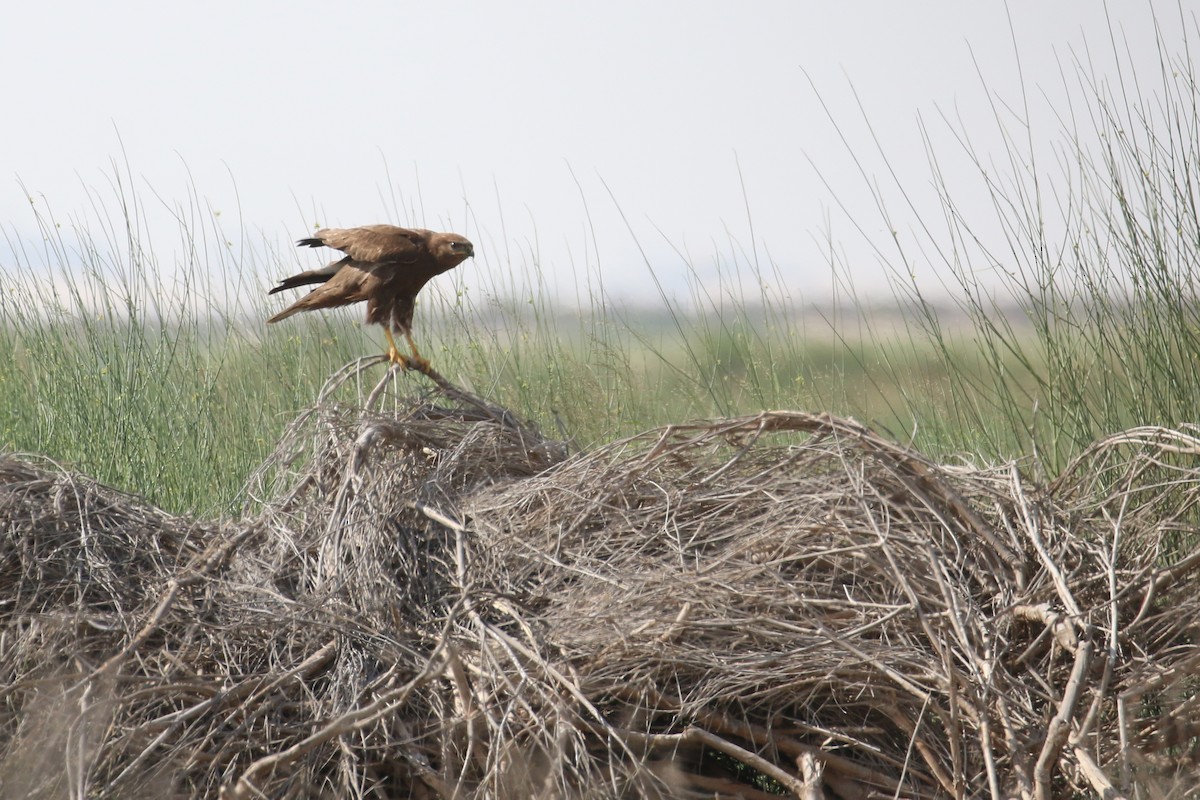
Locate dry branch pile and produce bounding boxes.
[3,363,1200,799]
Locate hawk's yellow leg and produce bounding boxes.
[382,329,430,371]
[383,329,403,365]
[404,331,431,372]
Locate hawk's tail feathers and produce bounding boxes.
[266,305,302,324]
[297,237,324,248]
[267,263,342,295]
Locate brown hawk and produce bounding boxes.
[267,225,473,369]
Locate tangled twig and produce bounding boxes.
[2,368,1199,798]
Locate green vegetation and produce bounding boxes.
[0,249,1000,517]
[3,31,1197,517]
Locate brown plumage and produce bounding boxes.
[267,225,474,369]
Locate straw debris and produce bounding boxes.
[3,362,1200,798]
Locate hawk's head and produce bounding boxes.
[433,232,475,269]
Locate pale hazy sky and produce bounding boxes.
[2,1,1192,307]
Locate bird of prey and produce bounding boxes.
[267,225,474,370]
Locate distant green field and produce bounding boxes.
[0,282,1169,519]
[4,213,1197,520]
[0,298,1025,517]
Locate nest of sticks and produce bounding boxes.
[2,359,1200,799]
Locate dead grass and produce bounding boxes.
[2,359,1199,798]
